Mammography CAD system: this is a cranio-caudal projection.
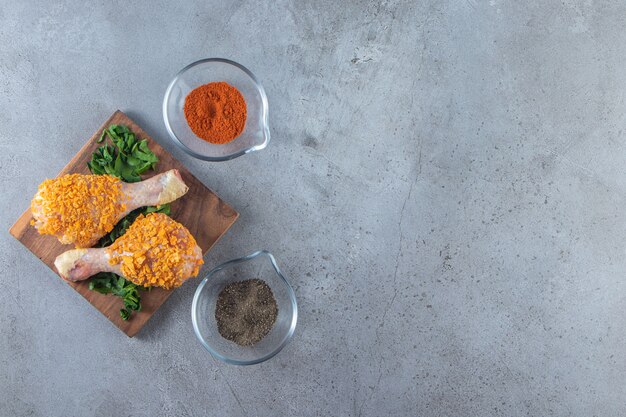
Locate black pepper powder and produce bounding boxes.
[215,279,278,346]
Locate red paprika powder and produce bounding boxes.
[184,82,247,144]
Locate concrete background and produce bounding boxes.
[1,0,625,416]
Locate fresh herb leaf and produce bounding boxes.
[89,272,146,320]
[145,204,170,215]
[87,124,159,183]
[86,124,169,320]
[87,268,150,321]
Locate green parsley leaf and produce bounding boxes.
[87,124,159,183]
[86,124,170,320]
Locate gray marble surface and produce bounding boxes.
[2,1,625,416]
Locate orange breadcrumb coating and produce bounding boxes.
[31,174,127,247]
[107,213,203,289]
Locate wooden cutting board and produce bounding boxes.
[9,110,238,337]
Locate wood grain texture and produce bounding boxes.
[9,110,238,337]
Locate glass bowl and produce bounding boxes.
[192,251,297,365]
[163,58,270,161]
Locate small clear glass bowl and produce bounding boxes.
[192,251,297,365]
[163,58,270,161]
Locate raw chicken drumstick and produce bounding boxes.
[54,213,203,289]
[31,169,188,248]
